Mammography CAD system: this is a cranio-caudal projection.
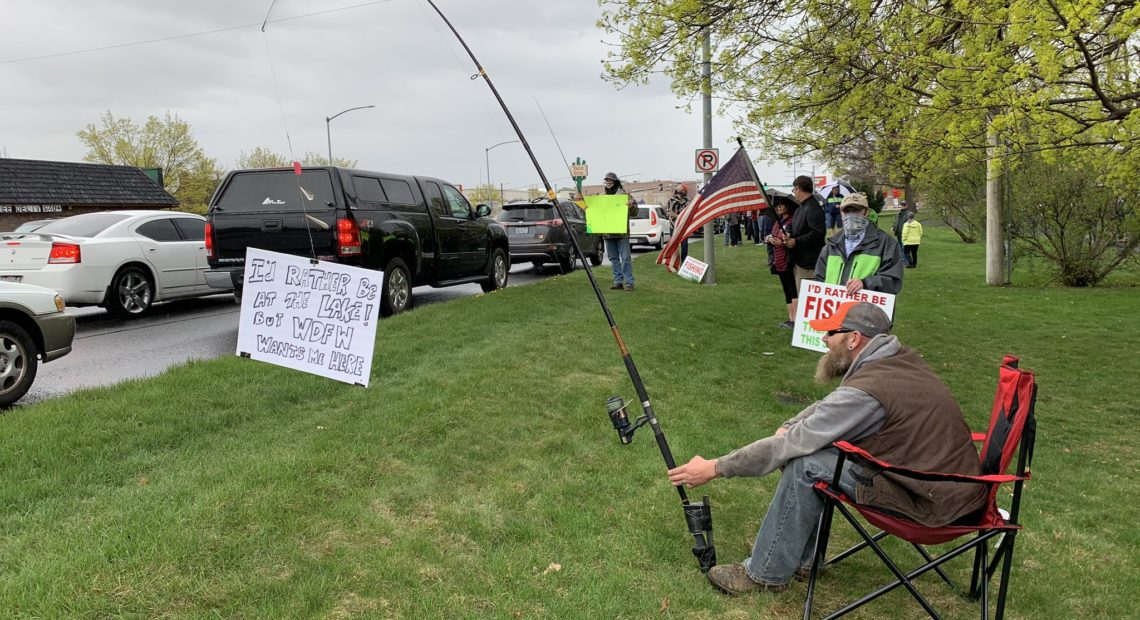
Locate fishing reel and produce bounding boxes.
[685,496,717,572]
[604,395,717,572]
[605,395,650,445]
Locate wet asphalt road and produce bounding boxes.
[17,261,566,406]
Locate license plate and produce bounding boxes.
[514,226,529,234]
[0,275,22,282]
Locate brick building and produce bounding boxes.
[0,158,178,230]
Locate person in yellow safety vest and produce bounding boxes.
[814,193,904,295]
[824,186,843,231]
[901,210,923,268]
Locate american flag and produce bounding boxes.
[657,146,771,271]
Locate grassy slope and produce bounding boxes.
[1,222,1136,618]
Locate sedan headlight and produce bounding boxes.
[54,294,66,313]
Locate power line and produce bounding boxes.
[0,0,395,65]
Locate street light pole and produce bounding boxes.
[325,105,375,165]
[485,140,519,201]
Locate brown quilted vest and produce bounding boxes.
[843,348,988,526]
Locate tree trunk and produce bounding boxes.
[986,125,1005,285]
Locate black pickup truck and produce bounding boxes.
[203,167,509,316]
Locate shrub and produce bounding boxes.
[1009,151,1140,286]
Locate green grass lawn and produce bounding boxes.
[2,225,1136,618]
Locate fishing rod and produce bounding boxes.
[423,0,715,573]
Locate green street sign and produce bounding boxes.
[571,157,588,195]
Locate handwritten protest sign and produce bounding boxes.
[584,194,629,234]
[791,281,896,353]
[236,248,381,386]
[677,256,708,282]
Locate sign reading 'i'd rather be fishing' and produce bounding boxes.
[236,248,381,386]
[791,281,895,353]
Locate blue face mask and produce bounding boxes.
[842,213,869,238]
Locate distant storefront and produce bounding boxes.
[0,158,178,230]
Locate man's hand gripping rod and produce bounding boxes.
[424,0,714,572]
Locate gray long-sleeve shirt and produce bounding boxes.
[715,335,901,479]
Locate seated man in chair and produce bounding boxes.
[667,302,987,595]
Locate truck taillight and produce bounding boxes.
[204,222,214,258]
[337,217,362,256]
[650,210,658,226]
[48,242,81,264]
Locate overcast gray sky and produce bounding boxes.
[0,0,824,192]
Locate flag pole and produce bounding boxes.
[423,0,716,573]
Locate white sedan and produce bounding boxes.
[0,210,221,317]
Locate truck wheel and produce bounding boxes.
[106,265,153,318]
[381,258,413,317]
[0,320,38,407]
[590,239,603,266]
[481,248,509,292]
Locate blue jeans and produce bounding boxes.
[605,237,634,286]
[825,207,841,230]
[742,451,867,586]
[679,237,688,262]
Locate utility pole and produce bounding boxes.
[701,26,716,285]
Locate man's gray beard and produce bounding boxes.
[815,347,852,384]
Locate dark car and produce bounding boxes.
[204,167,510,316]
[496,200,603,271]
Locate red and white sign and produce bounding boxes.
[694,149,720,173]
[677,256,708,282]
[814,175,828,188]
[791,281,896,352]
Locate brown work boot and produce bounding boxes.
[706,563,789,596]
[794,563,828,582]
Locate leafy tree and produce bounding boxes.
[236,147,290,169]
[77,111,221,211]
[467,184,502,206]
[848,181,885,215]
[176,155,225,215]
[236,148,357,169]
[1008,151,1139,286]
[914,154,987,244]
[299,152,357,168]
[600,1,1140,283]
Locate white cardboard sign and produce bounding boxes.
[791,281,896,353]
[677,256,708,282]
[236,248,382,386]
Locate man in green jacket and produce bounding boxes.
[814,193,904,295]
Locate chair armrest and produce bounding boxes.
[971,432,987,442]
[832,441,1027,485]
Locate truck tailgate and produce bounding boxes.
[212,212,337,261]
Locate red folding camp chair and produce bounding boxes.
[803,355,1037,620]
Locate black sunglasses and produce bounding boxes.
[825,328,853,337]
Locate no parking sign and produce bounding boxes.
[694,148,719,173]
